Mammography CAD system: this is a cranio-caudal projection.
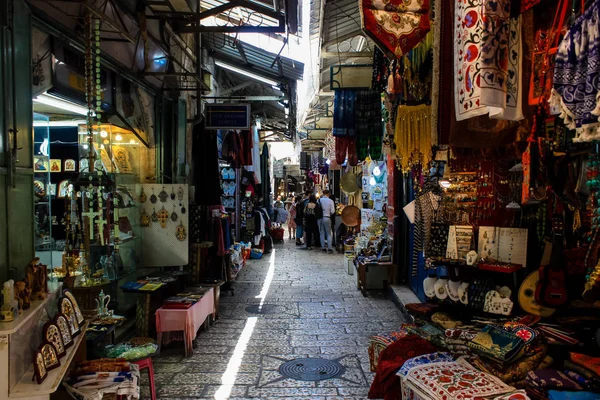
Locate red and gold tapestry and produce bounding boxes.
[360,0,430,59]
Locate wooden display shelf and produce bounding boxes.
[0,285,60,335]
[9,321,88,398]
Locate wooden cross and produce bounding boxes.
[82,209,102,240]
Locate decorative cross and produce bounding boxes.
[95,213,107,245]
[82,209,102,239]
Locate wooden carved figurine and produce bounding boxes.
[14,280,30,312]
[25,258,47,301]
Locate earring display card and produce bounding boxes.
[139,184,189,266]
[478,227,528,268]
[446,225,473,260]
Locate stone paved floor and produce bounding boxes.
[142,239,406,399]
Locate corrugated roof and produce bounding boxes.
[322,0,363,46]
[206,33,304,82]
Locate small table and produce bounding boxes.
[197,281,225,321]
[155,288,214,357]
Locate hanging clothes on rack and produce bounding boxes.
[550,0,600,142]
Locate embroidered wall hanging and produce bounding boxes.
[360,0,431,59]
[454,0,524,121]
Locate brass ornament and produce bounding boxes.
[176,222,187,241]
[140,208,150,227]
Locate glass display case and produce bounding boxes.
[75,123,153,316]
[31,119,154,317]
[33,113,59,277]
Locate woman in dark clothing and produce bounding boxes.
[303,195,320,250]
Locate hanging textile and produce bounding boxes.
[454,0,524,121]
[521,0,545,13]
[193,122,221,206]
[359,0,431,59]
[430,0,442,146]
[260,144,272,216]
[333,90,357,137]
[550,1,600,142]
[356,90,383,161]
[394,104,432,172]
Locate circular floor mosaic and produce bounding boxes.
[278,357,345,381]
[244,304,284,314]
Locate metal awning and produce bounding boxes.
[206,33,304,84]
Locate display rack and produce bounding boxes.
[10,322,89,399]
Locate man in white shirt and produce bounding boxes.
[318,190,336,253]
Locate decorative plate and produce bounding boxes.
[43,321,66,358]
[55,314,73,349]
[60,297,80,337]
[63,290,85,325]
[39,343,60,371]
[34,180,46,198]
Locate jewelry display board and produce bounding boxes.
[478,227,528,268]
[139,184,189,267]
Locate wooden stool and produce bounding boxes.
[133,357,156,400]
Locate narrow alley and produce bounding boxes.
[144,241,406,399]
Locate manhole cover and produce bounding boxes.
[245,304,282,314]
[278,358,345,381]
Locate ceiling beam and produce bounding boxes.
[321,51,372,58]
[201,95,288,101]
[40,0,136,43]
[179,20,285,33]
[220,81,255,95]
[236,41,250,65]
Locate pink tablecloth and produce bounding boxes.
[155,288,214,356]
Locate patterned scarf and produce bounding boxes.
[454,0,524,122]
[550,0,600,142]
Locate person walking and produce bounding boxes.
[317,190,336,253]
[295,190,311,246]
[303,194,320,250]
[286,198,296,240]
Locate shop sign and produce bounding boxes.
[205,104,250,130]
[273,160,284,178]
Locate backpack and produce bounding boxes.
[315,200,324,219]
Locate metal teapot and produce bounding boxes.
[95,290,111,317]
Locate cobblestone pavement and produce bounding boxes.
[142,239,406,399]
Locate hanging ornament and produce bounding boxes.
[171,206,178,222]
[158,186,168,203]
[151,208,158,223]
[170,187,176,201]
[176,222,187,241]
[139,187,147,203]
[140,209,150,227]
[150,188,157,204]
[157,207,169,228]
[177,187,184,201]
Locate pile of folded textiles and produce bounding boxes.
[367,308,600,400]
[524,353,600,400]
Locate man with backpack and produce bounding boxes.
[294,190,311,246]
[317,190,335,253]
